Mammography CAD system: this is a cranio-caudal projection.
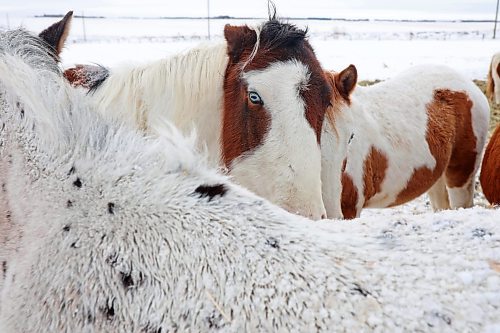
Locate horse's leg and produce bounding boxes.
[447,178,475,208]
[427,176,451,211]
[445,158,477,209]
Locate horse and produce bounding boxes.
[62,13,333,220]
[486,52,500,105]
[480,124,500,205]
[2,20,500,332]
[321,65,490,219]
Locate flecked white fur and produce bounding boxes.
[1,28,500,333]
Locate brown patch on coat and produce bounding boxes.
[363,147,389,203]
[480,124,500,205]
[340,147,388,217]
[392,89,475,206]
[341,171,358,219]
[221,21,332,167]
[444,91,477,188]
[64,65,90,88]
[489,259,500,273]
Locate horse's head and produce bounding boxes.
[321,65,358,219]
[222,19,332,220]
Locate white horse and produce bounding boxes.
[63,13,332,220]
[1,22,500,333]
[322,65,490,218]
[487,52,500,105]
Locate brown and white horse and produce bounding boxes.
[322,65,490,219]
[480,124,500,205]
[486,52,500,105]
[63,17,332,220]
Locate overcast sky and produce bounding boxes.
[0,0,498,20]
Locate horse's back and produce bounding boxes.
[480,124,500,205]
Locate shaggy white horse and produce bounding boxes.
[1,26,500,332]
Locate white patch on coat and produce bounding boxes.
[229,60,327,220]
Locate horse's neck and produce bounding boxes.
[95,42,229,166]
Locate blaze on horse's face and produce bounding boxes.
[222,21,332,220]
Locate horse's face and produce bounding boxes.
[222,21,332,220]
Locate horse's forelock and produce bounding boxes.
[259,19,307,51]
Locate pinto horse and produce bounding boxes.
[480,124,500,205]
[2,20,500,332]
[63,15,332,220]
[486,52,500,105]
[322,65,490,218]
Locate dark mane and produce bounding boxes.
[259,19,308,51]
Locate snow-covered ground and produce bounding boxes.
[3,16,499,80]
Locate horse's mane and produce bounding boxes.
[89,42,228,133]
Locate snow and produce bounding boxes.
[3,16,498,81]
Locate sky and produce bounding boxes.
[0,0,498,21]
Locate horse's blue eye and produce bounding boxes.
[248,91,263,105]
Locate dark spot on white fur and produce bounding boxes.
[2,261,6,278]
[70,241,79,248]
[143,324,163,333]
[121,272,134,288]
[194,184,228,201]
[207,312,224,329]
[68,166,75,175]
[266,237,280,249]
[352,283,371,297]
[1,183,6,192]
[66,200,73,208]
[106,253,119,266]
[62,225,70,232]
[102,298,116,320]
[73,177,82,188]
[5,211,11,222]
[472,228,493,238]
[107,202,115,214]
[425,310,452,327]
[20,109,24,118]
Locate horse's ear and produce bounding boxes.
[224,24,256,63]
[39,11,73,56]
[336,64,357,101]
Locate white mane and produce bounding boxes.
[1,28,500,332]
[90,41,229,164]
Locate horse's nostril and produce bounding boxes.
[321,213,327,219]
